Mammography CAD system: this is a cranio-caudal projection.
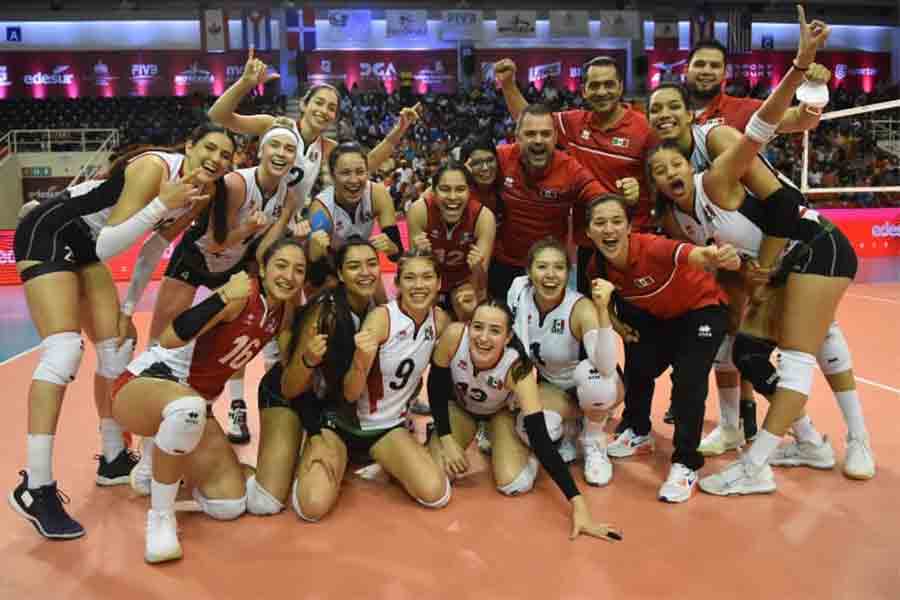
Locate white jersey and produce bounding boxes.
[293,133,325,208]
[507,275,583,390]
[195,167,292,272]
[81,151,189,238]
[357,301,437,430]
[449,327,519,416]
[316,183,376,250]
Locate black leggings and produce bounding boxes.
[620,304,728,471]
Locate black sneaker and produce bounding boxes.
[96,448,140,486]
[227,399,251,444]
[741,398,758,441]
[663,407,675,425]
[8,471,85,540]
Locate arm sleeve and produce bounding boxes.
[427,364,454,437]
[122,233,169,316]
[171,292,227,341]
[96,198,168,260]
[523,412,580,500]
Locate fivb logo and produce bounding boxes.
[226,65,244,82]
[24,65,74,85]
[131,64,159,81]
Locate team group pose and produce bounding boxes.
[7,7,874,564]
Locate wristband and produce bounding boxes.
[792,61,809,72]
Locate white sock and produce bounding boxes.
[746,429,781,467]
[835,390,867,438]
[151,479,180,513]
[581,416,608,447]
[228,378,244,403]
[27,434,54,489]
[718,386,740,429]
[100,417,125,462]
[139,437,156,470]
[791,415,824,445]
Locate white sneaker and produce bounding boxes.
[769,435,836,469]
[698,425,745,456]
[558,436,578,464]
[658,463,698,503]
[699,455,777,496]
[130,460,152,497]
[843,433,875,480]
[583,440,612,486]
[476,421,492,455]
[145,509,183,564]
[607,428,655,458]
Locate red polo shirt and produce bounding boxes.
[555,106,656,236]
[694,92,763,132]
[495,143,609,267]
[587,233,726,320]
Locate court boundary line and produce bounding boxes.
[847,293,900,305]
[855,376,900,395]
[0,346,39,367]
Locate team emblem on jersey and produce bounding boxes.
[698,324,712,338]
[431,229,440,237]
[634,275,656,288]
[540,189,560,201]
[486,375,503,390]
[310,151,320,162]
[423,325,435,341]
[551,319,565,334]
[504,176,515,188]
[457,359,468,370]
[397,328,409,340]
[460,232,475,244]
[335,221,345,232]
[706,117,725,127]
[611,137,630,148]
[580,129,591,140]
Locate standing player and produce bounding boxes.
[407,163,496,321]
[9,124,234,540]
[495,55,653,292]
[111,239,305,563]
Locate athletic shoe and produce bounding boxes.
[558,436,578,464]
[145,509,182,564]
[96,448,140,486]
[582,440,612,486]
[699,455,777,496]
[740,398,758,441]
[8,471,84,539]
[663,408,675,425]
[698,425,745,456]
[227,399,251,445]
[130,460,152,497]
[475,421,492,455]
[607,428,655,458]
[658,463,698,503]
[769,435,836,469]
[843,433,875,480]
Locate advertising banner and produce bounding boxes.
[476,48,626,91]
[306,50,457,93]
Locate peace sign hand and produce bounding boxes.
[795,5,830,68]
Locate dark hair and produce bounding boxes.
[586,193,632,224]
[261,237,306,268]
[459,135,497,164]
[395,247,441,281]
[688,39,728,66]
[526,236,569,272]
[328,141,367,174]
[301,84,340,119]
[649,82,691,106]
[471,298,534,384]
[431,161,477,191]
[516,103,554,133]
[582,55,623,83]
[287,237,378,401]
[644,141,688,218]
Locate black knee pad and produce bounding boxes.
[733,333,778,396]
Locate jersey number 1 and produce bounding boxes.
[220,335,262,370]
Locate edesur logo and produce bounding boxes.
[24,65,74,85]
[872,221,900,238]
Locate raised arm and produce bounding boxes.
[343,306,389,401]
[366,104,422,176]
[494,59,529,121]
[208,48,280,136]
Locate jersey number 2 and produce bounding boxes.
[220,335,262,370]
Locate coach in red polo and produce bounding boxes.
[487,104,610,300]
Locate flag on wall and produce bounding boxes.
[728,9,752,54]
[242,9,272,51]
[690,8,715,47]
[496,11,537,38]
[202,8,228,53]
[326,10,372,43]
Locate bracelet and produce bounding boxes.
[792,61,810,72]
[302,354,320,369]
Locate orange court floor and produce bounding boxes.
[0,282,898,600]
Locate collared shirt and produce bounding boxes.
[694,92,763,132]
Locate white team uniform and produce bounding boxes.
[507,275,583,390]
[80,151,191,238]
[449,327,520,416]
[194,166,293,272]
[291,132,325,209]
[357,301,437,430]
[316,183,376,250]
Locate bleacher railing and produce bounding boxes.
[0,128,119,186]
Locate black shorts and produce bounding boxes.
[257,364,300,413]
[784,220,858,280]
[14,196,100,282]
[164,235,247,290]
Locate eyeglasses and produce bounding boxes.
[468,158,496,170]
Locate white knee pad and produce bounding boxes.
[497,455,539,496]
[262,340,281,371]
[516,409,564,447]
[33,332,84,385]
[816,322,853,375]
[246,475,284,516]
[776,349,817,396]
[154,396,206,456]
[574,359,619,412]
[95,337,135,379]
[192,488,246,521]
[291,477,320,522]
[416,477,452,509]
[713,335,737,374]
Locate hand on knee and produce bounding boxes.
[246,475,284,516]
[154,396,206,455]
[777,349,817,396]
[497,455,539,496]
[34,332,84,385]
[193,488,246,521]
[96,337,134,379]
